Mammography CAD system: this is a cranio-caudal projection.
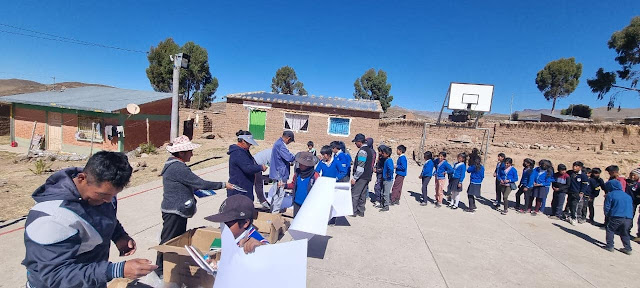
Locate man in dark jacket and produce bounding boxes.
[603,180,633,254]
[22,151,156,288]
[227,131,267,200]
[350,133,374,217]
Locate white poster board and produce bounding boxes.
[289,177,336,240]
[447,82,494,112]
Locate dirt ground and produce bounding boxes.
[0,134,637,221]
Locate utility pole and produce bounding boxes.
[51,76,56,91]
[509,93,514,121]
[170,53,190,141]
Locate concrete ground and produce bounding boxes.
[1,161,639,288]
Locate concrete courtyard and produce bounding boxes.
[1,161,638,288]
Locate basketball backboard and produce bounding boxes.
[447,82,494,112]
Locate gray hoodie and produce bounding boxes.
[160,157,225,218]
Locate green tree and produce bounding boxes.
[535,57,582,114]
[560,104,592,118]
[271,66,307,95]
[587,16,640,110]
[354,68,393,112]
[146,38,219,109]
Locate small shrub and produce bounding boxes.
[139,142,157,154]
[30,159,52,175]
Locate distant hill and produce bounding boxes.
[0,78,110,96]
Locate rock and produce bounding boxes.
[201,133,216,139]
[613,151,620,155]
[0,179,7,187]
[562,145,571,150]
[596,151,603,155]
[140,153,149,158]
[132,167,140,173]
[130,162,141,167]
[151,168,158,172]
[140,161,148,168]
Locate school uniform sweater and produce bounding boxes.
[500,166,518,184]
[495,162,506,178]
[383,158,395,181]
[434,159,453,180]
[333,151,350,180]
[396,154,408,177]
[588,177,605,198]
[527,168,553,188]
[568,170,589,194]
[452,162,467,182]
[552,172,570,194]
[604,180,633,219]
[520,168,533,187]
[315,160,339,178]
[421,159,434,178]
[466,165,485,184]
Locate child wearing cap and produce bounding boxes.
[282,152,320,217]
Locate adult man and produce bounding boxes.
[350,133,374,217]
[603,179,633,254]
[269,130,296,212]
[22,151,156,288]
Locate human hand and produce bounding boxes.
[351,179,356,185]
[458,183,462,188]
[277,182,284,188]
[553,187,558,192]
[493,172,497,177]
[115,235,137,256]
[238,237,264,254]
[262,165,268,172]
[523,187,528,191]
[225,182,234,190]
[124,259,157,279]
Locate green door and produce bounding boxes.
[249,110,266,140]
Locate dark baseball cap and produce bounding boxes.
[205,195,255,223]
[352,133,366,143]
[283,130,295,142]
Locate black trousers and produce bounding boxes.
[588,197,596,221]
[567,192,579,220]
[606,217,632,250]
[515,186,525,209]
[156,212,188,275]
[468,195,477,210]
[495,179,501,204]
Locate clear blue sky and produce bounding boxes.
[1,1,639,114]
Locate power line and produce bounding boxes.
[0,23,147,54]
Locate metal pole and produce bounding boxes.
[146,118,150,143]
[170,55,180,141]
[89,122,95,156]
[436,88,451,124]
[509,93,514,121]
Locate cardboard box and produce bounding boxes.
[152,227,221,288]
[253,212,290,244]
[107,278,154,288]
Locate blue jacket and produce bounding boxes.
[421,159,434,177]
[315,160,339,178]
[604,180,633,219]
[434,159,453,180]
[467,165,485,184]
[228,145,263,198]
[23,168,128,288]
[500,166,519,184]
[527,167,553,188]
[452,162,467,182]
[269,138,295,181]
[383,158,394,181]
[588,177,605,198]
[568,170,589,194]
[333,151,350,180]
[396,155,407,177]
[495,162,506,177]
[520,167,533,187]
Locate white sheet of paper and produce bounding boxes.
[215,224,308,288]
[289,177,336,240]
[330,183,353,218]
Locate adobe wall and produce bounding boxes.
[178,108,228,140]
[0,104,9,136]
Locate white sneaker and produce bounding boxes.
[568,218,576,226]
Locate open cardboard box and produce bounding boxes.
[253,212,291,244]
[151,227,221,288]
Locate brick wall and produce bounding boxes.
[124,119,170,151]
[178,108,227,139]
[61,113,119,151]
[14,107,46,140]
[114,98,172,115]
[0,104,9,136]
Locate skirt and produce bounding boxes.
[532,186,550,199]
[467,183,482,197]
[448,178,462,193]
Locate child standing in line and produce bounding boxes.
[308,141,316,157]
[498,157,518,214]
[419,151,434,206]
[549,164,570,220]
[588,168,605,224]
[625,169,640,239]
[564,161,589,226]
[379,146,395,212]
[516,158,535,213]
[331,141,350,183]
[603,179,633,255]
[283,152,320,217]
[528,159,554,216]
[434,152,453,208]
[465,156,484,213]
[390,145,407,205]
[576,167,592,224]
[372,145,385,206]
[494,153,507,209]
[448,153,467,209]
[315,145,339,179]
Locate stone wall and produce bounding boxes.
[0,104,10,136]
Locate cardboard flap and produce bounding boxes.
[151,244,190,256]
[150,227,221,256]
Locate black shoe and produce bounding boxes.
[393,200,400,205]
[602,246,614,252]
[349,214,357,218]
[357,212,365,217]
[620,248,633,255]
[420,202,428,206]
[379,206,389,212]
[435,203,442,208]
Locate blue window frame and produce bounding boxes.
[328,117,350,136]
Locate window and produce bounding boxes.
[284,113,309,132]
[328,117,350,136]
[77,115,103,142]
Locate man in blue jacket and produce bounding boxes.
[22,151,157,288]
[269,130,296,212]
[603,179,633,254]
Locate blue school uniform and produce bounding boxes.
[520,168,533,187]
[396,154,407,177]
[501,166,519,184]
[434,159,453,180]
[528,168,553,202]
[452,162,467,182]
[383,158,395,181]
[333,151,350,181]
[315,160,339,178]
[421,159,434,178]
[467,165,485,184]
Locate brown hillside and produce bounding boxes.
[0,78,110,96]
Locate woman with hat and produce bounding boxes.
[156,135,232,276]
[227,130,268,200]
[281,151,320,217]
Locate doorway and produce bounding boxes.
[249,110,266,140]
[183,119,194,140]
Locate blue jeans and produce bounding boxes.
[606,217,632,250]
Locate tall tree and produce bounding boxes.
[561,104,592,118]
[271,66,307,95]
[354,68,393,112]
[146,38,219,109]
[535,57,582,114]
[587,16,640,110]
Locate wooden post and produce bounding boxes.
[146,118,150,143]
[26,121,37,157]
[89,122,96,156]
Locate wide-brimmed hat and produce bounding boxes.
[295,151,318,167]
[205,195,255,223]
[166,135,201,153]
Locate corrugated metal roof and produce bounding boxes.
[541,113,593,122]
[0,86,171,113]
[226,91,383,113]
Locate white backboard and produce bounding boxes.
[447,82,494,112]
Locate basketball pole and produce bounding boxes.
[436,87,451,125]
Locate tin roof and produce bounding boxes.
[0,86,171,113]
[226,91,383,113]
[541,113,593,122]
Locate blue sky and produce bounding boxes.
[1,1,639,114]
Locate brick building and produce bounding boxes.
[224,92,382,145]
[1,86,172,154]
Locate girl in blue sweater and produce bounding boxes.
[434,152,453,207]
[379,146,395,211]
[466,156,485,213]
[448,153,467,209]
[419,151,434,206]
[498,157,519,214]
[516,158,535,213]
[528,159,554,215]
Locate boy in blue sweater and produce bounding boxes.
[516,158,535,212]
[494,153,507,207]
[419,151,434,206]
[379,146,395,212]
[465,156,484,212]
[603,180,633,254]
[498,157,518,214]
[434,152,453,207]
[331,141,350,182]
[448,153,467,209]
[316,145,339,179]
[390,145,408,205]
